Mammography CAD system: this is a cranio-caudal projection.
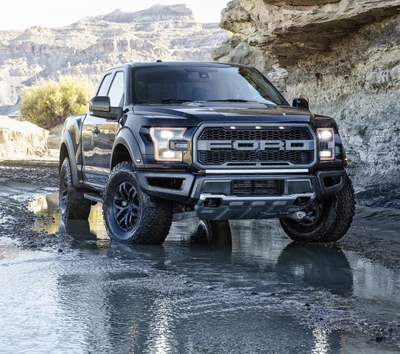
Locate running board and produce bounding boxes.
[172,211,197,222]
[84,193,104,204]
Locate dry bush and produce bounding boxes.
[20,76,94,129]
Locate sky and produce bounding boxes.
[0,0,230,31]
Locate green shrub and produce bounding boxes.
[20,76,94,130]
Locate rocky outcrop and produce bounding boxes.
[103,4,194,23]
[216,0,400,66]
[214,0,400,205]
[0,4,227,112]
[0,116,49,159]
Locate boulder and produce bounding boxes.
[0,116,49,160]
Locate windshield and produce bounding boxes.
[132,65,288,105]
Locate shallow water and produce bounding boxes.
[0,194,396,352]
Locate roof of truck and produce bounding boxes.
[106,61,244,72]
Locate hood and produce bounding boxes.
[132,102,312,126]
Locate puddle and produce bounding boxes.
[28,193,400,307]
[0,192,398,352]
[28,193,109,240]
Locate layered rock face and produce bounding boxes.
[213,0,400,206]
[0,4,227,114]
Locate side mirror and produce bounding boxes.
[89,96,110,113]
[292,98,309,110]
[89,96,123,120]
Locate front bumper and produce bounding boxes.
[136,169,346,220]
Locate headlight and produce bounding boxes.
[150,127,188,162]
[317,128,335,161]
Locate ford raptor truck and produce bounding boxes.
[59,61,355,244]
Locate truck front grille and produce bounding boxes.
[199,127,312,141]
[199,150,313,165]
[194,124,316,169]
[232,179,285,196]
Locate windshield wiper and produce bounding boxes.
[137,99,192,104]
[206,99,255,103]
[206,99,277,106]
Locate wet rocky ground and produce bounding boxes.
[0,165,400,352]
[1,165,399,267]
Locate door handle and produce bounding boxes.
[92,127,100,135]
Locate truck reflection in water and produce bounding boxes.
[25,193,400,353]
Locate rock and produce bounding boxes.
[216,0,400,67]
[103,5,194,23]
[214,1,400,202]
[0,116,49,159]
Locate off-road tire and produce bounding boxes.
[59,157,91,220]
[280,174,355,243]
[102,162,173,244]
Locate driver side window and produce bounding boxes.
[97,73,112,96]
[108,72,125,107]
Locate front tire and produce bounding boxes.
[102,162,173,244]
[59,157,91,220]
[280,174,355,243]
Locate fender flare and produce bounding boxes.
[60,130,81,188]
[111,127,145,170]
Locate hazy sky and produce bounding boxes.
[0,0,230,30]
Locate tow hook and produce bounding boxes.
[288,211,307,221]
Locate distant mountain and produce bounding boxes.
[0,4,227,115]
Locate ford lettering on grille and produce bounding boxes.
[194,124,316,169]
[198,140,313,151]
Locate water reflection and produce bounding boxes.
[20,193,400,353]
[276,243,353,295]
[29,193,109,240]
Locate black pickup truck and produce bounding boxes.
[59,61,355,244]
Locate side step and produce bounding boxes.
[84,193,104,204]
[172,211,197,222]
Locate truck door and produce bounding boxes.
[82,71,124,189]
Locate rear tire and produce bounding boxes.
[102,162,173,244]
[59,157,91,220]
[280,173,355,243]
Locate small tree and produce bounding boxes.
[20,76,94,130]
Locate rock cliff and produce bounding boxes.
[213,0,400,206]
[0,4,227,114]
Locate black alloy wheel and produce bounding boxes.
[280,173,355,243]
[103,162,173,244]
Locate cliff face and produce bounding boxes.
[213,0,400,206]
[0,4,227,114]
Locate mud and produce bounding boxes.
[0,165,73,252]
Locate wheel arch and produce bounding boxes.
[111,129,144,170]
[59,131,80,188]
